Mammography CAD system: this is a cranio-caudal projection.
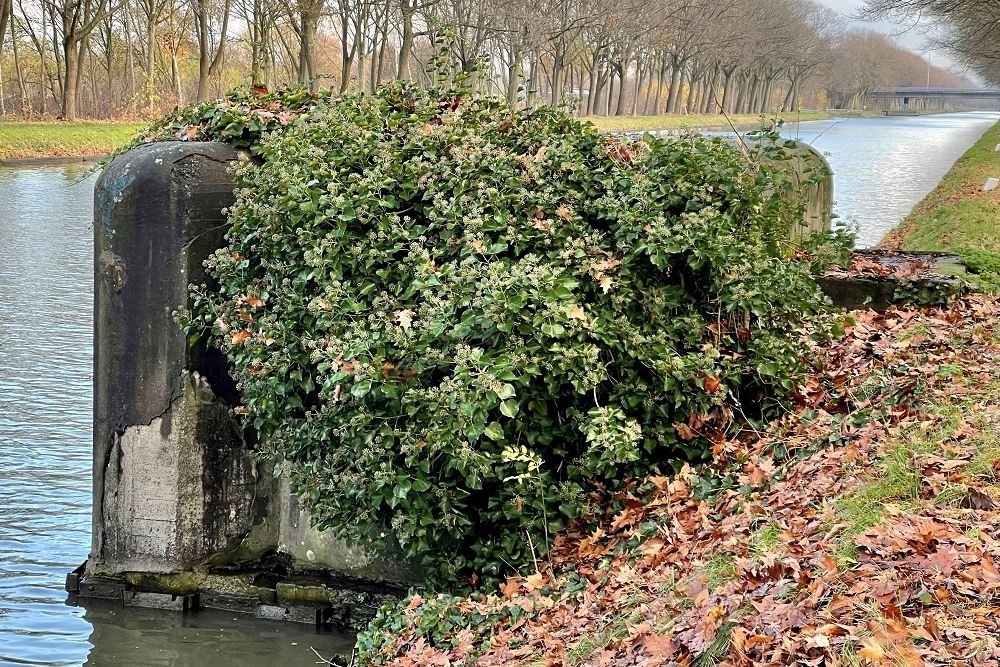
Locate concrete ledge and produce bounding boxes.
[819,251,964,311]
[68,555,403,630]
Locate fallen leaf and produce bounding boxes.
[396,309,414,330]
[858,636,885,662]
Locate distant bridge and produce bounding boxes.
[867,87,1000,99]
[829,87,1000,112]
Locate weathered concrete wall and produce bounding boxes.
[83,142,418,627]
[781,142,834,241]
[91,142,256,575]
[717,137,833,240]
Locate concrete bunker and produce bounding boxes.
[70,136,948,632]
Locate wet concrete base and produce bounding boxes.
[67,550,405,633]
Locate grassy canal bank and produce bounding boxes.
[0,113,826,161]
[588,110,832,132]
[882,119,1000,289]
[0,122,144,162]
[361,294,1000,665]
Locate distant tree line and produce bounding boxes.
[0,0,970,121]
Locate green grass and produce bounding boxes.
[882,119,1000,290]
[832,421,940,564]
[701,553,737,591]
[830,393,1000,566]
[587,111,832,132]
[0,121,145,161]
[564,603,649,665]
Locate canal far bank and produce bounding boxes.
[0,114,824,160]
[882,119,1000,290]
[0,122,144,162]
[588,110,833,132]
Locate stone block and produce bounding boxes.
[124,591,198,611]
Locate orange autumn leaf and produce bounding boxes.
[499,577,520,598]
[246,295,263,308]
[858,637,886,663]
[643,633,675,657]
[674,422,696,440]
[231,330,251,346]
[523,573,545,591]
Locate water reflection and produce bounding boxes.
[779,111,1000,247]
[80,600,353,666]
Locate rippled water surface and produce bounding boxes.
[0,114,997,664]
[0,163,351,666]
[780,111,1000,247]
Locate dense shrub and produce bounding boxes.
[127,86,331,154]
[186,81,830,583]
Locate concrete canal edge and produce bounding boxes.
[67,141,421,632]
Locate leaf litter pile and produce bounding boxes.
[822,252,937,281]
[367,295,1000,666]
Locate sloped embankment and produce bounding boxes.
[361,296,1000,666]
[882,119,1000,291]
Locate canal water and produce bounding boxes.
[777,111,1000,247]
[0,112,996,664]
[0,163,353,665]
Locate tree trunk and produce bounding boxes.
[195,0,230,101]
[585,55,598,114]
[504,44,520,105]
[701,66,719,114]
[686,75,699,114]
[665,58,680,114]
[62,41,79,119]
[339,15,353,93]
[631,62,643,116]
[671,64,687,114]
[526,55,539,107]
[374,9,389,88]
[297,11,317,89]
[396,2,414,80]
[605,65,614,115]
[733,75,746,114]
[11,3,27,117]
[0,0,10,86]
[653,59,667,114]
[550,45,564,105]
[747,75,759,114]
[146,21,156,115]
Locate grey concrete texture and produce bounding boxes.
[89,141,421,598]
[92,142,252,574]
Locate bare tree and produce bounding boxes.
[191,0,231,100]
